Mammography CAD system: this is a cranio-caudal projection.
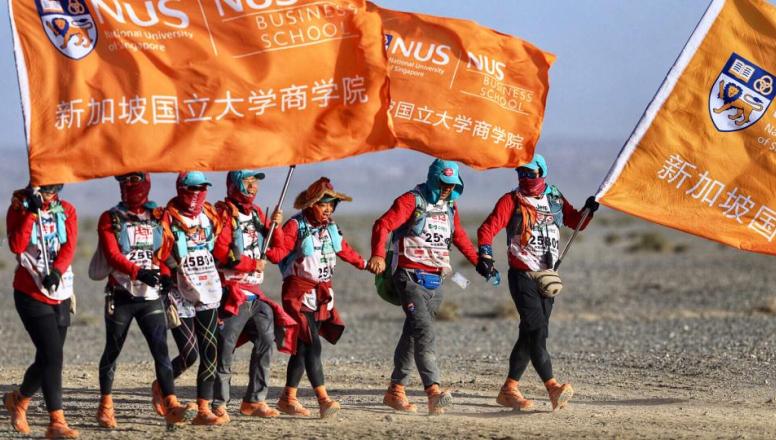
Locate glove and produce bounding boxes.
[136,269,160,288]
[476,256,495,278]
[26,192,43,214]
[584,196,600,213]
[41,268,62,292]
[159,275,172,296]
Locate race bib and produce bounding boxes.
[177,248,222,305]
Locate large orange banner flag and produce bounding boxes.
[597,0,776,254]
[10,0,394,185]
[370,3,555,170]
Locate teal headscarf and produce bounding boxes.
[421,159,464,204]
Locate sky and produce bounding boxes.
[0,0,723,213]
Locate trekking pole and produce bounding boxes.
[261,165,296,259]
[33,188,52,294]
[553,207,591,271]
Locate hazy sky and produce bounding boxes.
[0,0,712,151]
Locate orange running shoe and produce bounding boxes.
[3,390,31,434]
[163,395,197,426]
[96,394,117,429]
[545,379,574,411]
[191,399,227,426]
[277,387,311,417]
[383,383,417,413]
[239,401,279,418]
[496,379,535,411]
[425,384,453,416]
[45,410,79,439]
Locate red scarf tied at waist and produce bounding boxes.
[282,275,345,347]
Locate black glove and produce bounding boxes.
[26,192,43,214]
[136,269,160,288]
[41,269,62,291]
[476,256,495,278]
[584,196,600,213]
[159,275,172,296]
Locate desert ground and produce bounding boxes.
[1,211,775,439]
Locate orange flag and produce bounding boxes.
[597,0,776,254]
[10,0,394,185]
[370,3,555,170]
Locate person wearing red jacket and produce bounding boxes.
[211,170,297,420]
[477,154,598,412]
[368,159,487,416]
[3,184,79,439]
[91,173,195,429]
[156,172,227,426]
[264,177,368,419]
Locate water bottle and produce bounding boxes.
[487,270,501,286]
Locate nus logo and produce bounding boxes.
[89,0,189,28]
[386,34,452,66]
[467,52,505,81]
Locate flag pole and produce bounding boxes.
[33,188,52,294]
[553,207,591,271]
[261,165,296,258]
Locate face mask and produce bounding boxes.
[177,186,207,216]
[518,176,547,197]
[227,178,256,211]
[120,178,150,210]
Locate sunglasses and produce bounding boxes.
[116,173,145,184]
[517,169,539,179]
[186,185,208,192]
[39,184,63,194]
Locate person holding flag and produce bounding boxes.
[4,184,79,438]
[157,172,227,426]
[92,173,196,429]
[368,159,486,416]
[211,170,297,420]
[265,177,369,419]
[477,153,598,411]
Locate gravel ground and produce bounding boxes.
[1,211,775,439]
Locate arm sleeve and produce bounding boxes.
[52,202,78,274]
[212,208,235,267]
[337,236,367,270]
[477,193,515,247]
[98,211,141,279]
[264,219,298,264]
[451,208,479,266]
[561,197,593,231]
[6,204,37,254]
[370,193,417,258]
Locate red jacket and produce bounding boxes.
[97,208,164,287]
[7,198,78,305]
[478,191,592,270]
[264,213,366,270]
[370,192,478,272]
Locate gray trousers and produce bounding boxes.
[390,269,444,388]
[213,299,274,407]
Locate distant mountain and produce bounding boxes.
[0,138,621,216]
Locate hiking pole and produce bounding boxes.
[33,188,52,294]
[553,207,591,271]
[261,165,296,259]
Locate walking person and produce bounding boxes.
[211,170,297,420]
[477,153,598,411]
[157,172,228,426]
[91,173,195,429]
[265,177,369,419]
[4,184,79,438]
[368,159,488,415]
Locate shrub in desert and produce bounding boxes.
[604,233,621,245]
[626,232,671,253]
[490,301,518,319]
[436,301,460,321]
[755,297,776,315]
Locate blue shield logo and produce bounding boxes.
[36,0,98,60]
[709,53,775,132]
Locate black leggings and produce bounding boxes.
[171,309,218,400]
[507,269,554,382]
[98,291,175,396]
[285,313,324,388]
[14,290,70,412]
